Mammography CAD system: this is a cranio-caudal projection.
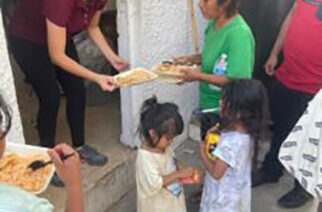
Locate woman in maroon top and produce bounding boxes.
[8,0,128,186]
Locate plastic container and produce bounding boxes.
[3,142,56,195]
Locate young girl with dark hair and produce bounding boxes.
[199,79,271,212]
[136,97,195,212]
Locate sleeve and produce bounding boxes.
[213,134,245,168]
[42,0,74,27]
[136,154,163,199]
[95,0,108,11]
[31,198,54,212]
[226,28,255,79]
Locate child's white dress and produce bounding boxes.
[136,148,186,212]
[200,131,252,212]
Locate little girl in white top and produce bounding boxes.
[199,79,271,212]
[136,97,195,212]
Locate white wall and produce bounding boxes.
[0,12,25,144]
[117,0,206,148]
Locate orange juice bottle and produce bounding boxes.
[206,124,221,161]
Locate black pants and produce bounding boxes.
[262,80,314,179]
[9,35,86,148]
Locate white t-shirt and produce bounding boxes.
[136,148,186,212]
[200,131,252,212]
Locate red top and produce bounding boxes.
[9,0,108,45]
[276,0,322,94]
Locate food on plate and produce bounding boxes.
[0,152,53,193]
[114,68,157,87]
[154,63,182,75]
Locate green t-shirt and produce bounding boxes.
[200,15,255,109]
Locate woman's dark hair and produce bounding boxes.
[0,94,12,140]
[221,79,271,143]
[139,96,184,147]
[217,0,239,18]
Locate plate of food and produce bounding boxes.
[0,142,55,194]
[114,68,158,87]
[152,62,184,77]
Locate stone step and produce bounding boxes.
[40,145,137,212]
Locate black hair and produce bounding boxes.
[217,0,239,18]
[0,94,12,140]
[139,96,184,147]
[221,79,271,143]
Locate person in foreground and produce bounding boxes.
[0,94,84,212]
[199,79,271,212]
[136,97,196,212]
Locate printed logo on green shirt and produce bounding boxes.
[213,53,228,75]
[209,53,228,91]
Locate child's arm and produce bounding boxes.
[199,142,228,180]
[48,144,84,212]
[163,167,194,186]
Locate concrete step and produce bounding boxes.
[40,144,136,212]
[106,188,137,212]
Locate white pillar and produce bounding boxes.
[0,11,25,144]
[117,0,206,148]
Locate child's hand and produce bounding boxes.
[178,167,194,178]
[179,168,204,184]
[48,143,81,188]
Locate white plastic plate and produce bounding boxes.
[3,142,55,195]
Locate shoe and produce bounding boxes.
[77,144,108,166]
[252,169,279,188]
[278,184,313,208]
[50,173,65,187]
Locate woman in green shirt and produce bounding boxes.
[175,0,255,140]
